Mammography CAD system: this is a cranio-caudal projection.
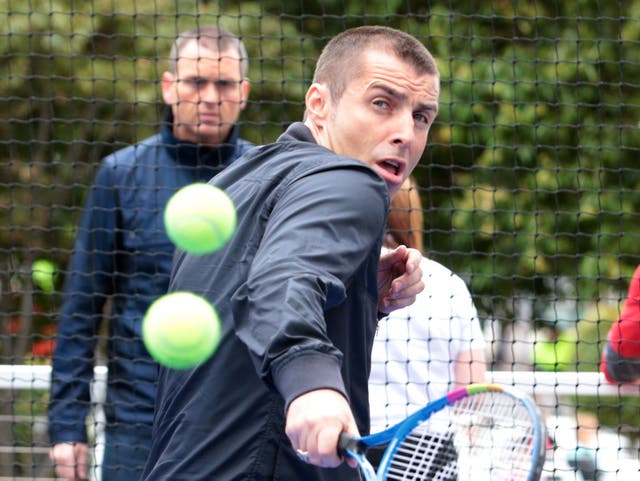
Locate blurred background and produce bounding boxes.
[1,1,640,480]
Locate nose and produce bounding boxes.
[199,81,221,104]
[391,111,415,146]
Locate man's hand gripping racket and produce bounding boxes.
[339,383,547,481]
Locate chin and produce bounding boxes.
[387,183,401,197]
[196,129,225,145]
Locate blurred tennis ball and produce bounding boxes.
[164,183,237,254]
[31,259,57,293]
[142,291,221,369]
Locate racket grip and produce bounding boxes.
[338,432,367,456]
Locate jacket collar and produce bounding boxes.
[276,122,317,144]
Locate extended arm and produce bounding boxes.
[454,349,487,387]
[231,164,387,468]
[602,265,640,384]
[602,320,640,384]
[49,162,118,478]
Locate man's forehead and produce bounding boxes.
[358,50,437,83]
[178,42,240,62]
[357,66,440,105]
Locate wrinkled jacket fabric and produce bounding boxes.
[142,123,388,481]
[48,122,253,444]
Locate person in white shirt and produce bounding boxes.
[368,177,487,475]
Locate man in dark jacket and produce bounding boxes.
[48,26,252,481]
[142,25,440,481]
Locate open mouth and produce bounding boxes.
[380,159,401,176]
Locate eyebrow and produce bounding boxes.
[370,83,438,113]
[179,75,241,83]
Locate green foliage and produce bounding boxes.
[0,0,314,301]
[409,2,640,323]
[2,0,640,431]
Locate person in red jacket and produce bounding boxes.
[601,264,640,383]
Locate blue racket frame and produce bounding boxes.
[340,383,547,481]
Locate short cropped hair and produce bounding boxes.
[313,25,439,102]
[385,176,424,251]
[168,25,249,77]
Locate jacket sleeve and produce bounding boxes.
[601,264,640,383]
[231,164,388,410]
[602,343,640,383]
[48,160,119,444]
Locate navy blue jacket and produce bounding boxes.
[48,122,253,444]
[142,123,389,481]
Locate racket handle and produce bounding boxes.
[338,432,367,456]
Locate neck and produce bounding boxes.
[303,119,327,149]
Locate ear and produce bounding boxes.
[161,71,177,105]
[239,78,251,110]
[304,83,330,126]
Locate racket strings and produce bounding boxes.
[386,430,457,481]
[384,392,536,481]
[453,392,535,481]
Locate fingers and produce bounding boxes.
[315,424,343,467]
[389,270,424,305]
[379,247,424,313]
[377,245,408,270]
[285,389,359,469]
[50,443,89,481]
[382,282,425,312]
[401,247,422,276]
[340,418,361,469]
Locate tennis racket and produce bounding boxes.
[340,383,547,481]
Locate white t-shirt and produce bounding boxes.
[369,254,486,433]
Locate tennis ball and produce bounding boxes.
[31,259,57,293]
[142,291,222,369]
[164,183,237,254]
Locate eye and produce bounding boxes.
[373,99,390,109]
[414,109,437,126]
[182,77,207,88]
[215,80,235,90]
[413,112,429,124]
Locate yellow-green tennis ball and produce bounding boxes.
[164,183,237,254]
[32,259,57,293]
[142,292,221,369]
